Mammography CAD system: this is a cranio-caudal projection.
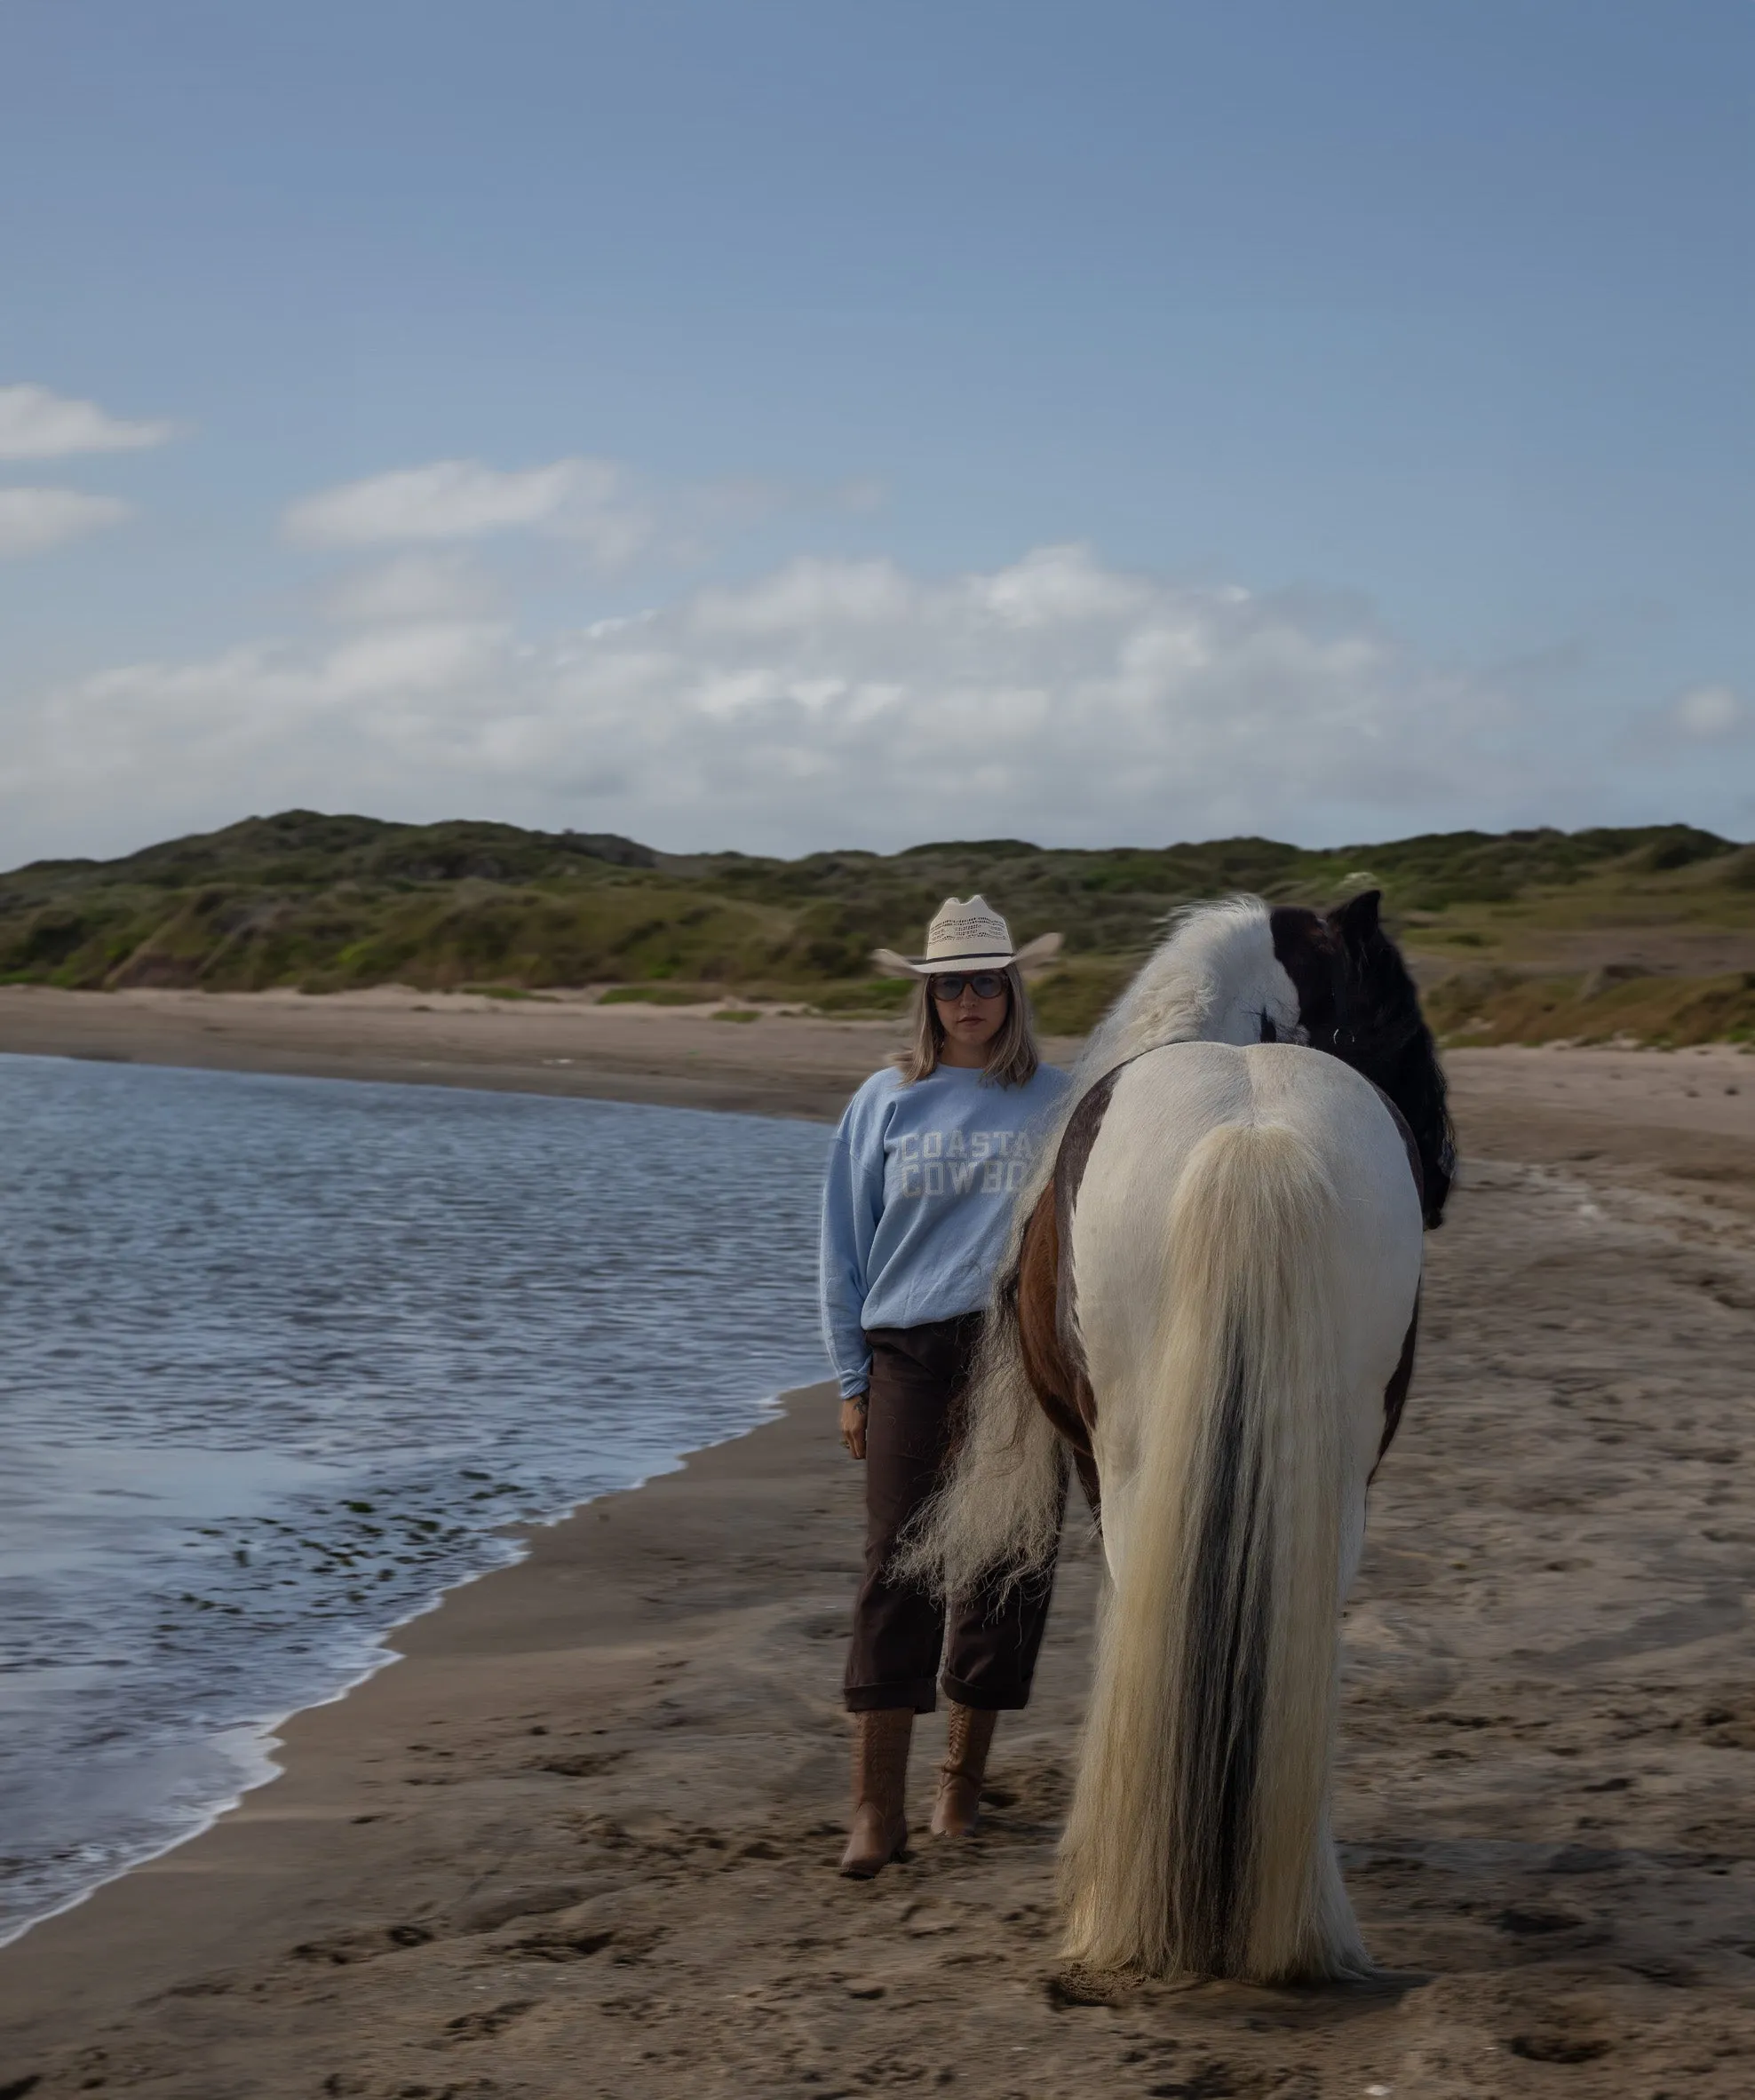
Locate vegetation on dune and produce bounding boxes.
[1425,966,1755,1049]
[2,810,1751,1044]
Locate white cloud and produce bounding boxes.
[1673,682,1745,740]
[690,557,914,636]
[0,487,130,558]
[0,384,174,460]
[283,456,654,567]
[282,456,891,575]
[319,552,501,625]
[3,543,1535,858]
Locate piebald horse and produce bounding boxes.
[906,891,1453,1984]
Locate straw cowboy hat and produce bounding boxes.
[872,895,1062,979]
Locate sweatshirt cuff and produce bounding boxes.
[837,1363,871,1400]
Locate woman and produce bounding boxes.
[820,895,1070,1878]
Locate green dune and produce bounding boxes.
[4,811,1751,1045]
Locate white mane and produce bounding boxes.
[1075,893,1300,1086]
[1026,894,1302,1217]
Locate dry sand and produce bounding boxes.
[2,1002,1753,2096]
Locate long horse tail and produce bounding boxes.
[893,1273,1067,1604]
[1060,1118,1370,1983]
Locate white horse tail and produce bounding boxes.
[893,1283,1067,1604]
[1060,1118,1370,1983]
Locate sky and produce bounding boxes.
[2,0,1751,863]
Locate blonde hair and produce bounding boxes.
[895,963,1041,1089]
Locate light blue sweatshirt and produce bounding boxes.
[818,1060,1072,1399]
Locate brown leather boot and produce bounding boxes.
[931,1702,997,1838]
[838,1708,913,1878]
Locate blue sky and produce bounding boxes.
[3,0,1751,860]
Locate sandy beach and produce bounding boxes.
[2,999,1754,2096]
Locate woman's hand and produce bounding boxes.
[840,1394,869,1461]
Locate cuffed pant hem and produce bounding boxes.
[845,1679,937,1716]
[939,1671,1033,1713]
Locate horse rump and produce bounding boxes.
[1060,1117,1371,1984]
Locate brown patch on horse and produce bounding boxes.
[1014,1182,1100,1515]
[1053,1066,1125,1398]
[1014,1185,1084,1440]
[1010,1068,1126,1520]
[1373,1295,1420,1475]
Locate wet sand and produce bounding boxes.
[2,1013,1753,2095]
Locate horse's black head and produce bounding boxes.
[1268,891,1456,1228]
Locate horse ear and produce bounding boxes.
[1333,888,1382,947]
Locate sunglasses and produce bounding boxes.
[930,971,1008,1002]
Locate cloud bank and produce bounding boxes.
[6,543,1546,860]
[4,414,1744,859]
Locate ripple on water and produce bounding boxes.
[0,1056,832,1942]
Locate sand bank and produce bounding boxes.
[0,984,929,1121]
[1,980,1747,1135]
[3,1064,1755,2093]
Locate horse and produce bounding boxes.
[902,888,1453,1985]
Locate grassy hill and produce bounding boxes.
[3,810,1752,1044]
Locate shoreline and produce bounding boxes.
[0,983,922,1122]
[0,1376,912,2080]
[0,1383,844,2053]
[0,1388,793,1959]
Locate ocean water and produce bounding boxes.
[0,1055,833,1945]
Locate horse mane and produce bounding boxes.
[1078,894,1294,1078]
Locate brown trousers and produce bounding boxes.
[844,1313,1063,1715]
